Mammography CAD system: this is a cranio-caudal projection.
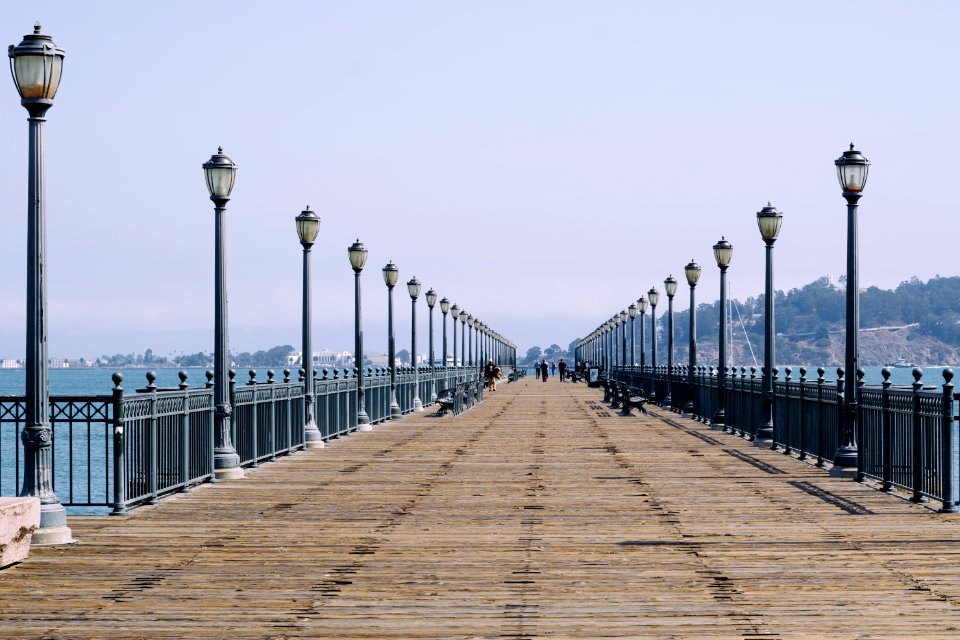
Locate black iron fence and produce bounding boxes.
[610,364,959,512]
[1,364,487,515]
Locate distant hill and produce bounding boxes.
[660,275,960,368]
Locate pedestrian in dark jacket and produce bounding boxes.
[540,361,549,381]
[558,359,567,382]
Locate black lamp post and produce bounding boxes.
[451,304,460,367]
[638,297,649,369]
[295,206,323,448]
[834,144,870,473]
[383,262,402,419]
[202,147,243,480]
[648,288,660,369]
[407,277,423,411]
[756,203,783,445]
[348,240,371,429]
[10,23,72,544]
[426,289,438,402]
[605,320,613,371]
[440,297,450,368]
[619,310,627,369]
[683,260,701,415]
[476,322,483,364]
[664,275,678,408]
[460,311,468,368]
[628,304,638,367]
[466,313,474,367]
[712,237,733,428]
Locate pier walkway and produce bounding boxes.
[3,379,960,638]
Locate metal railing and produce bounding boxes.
[610,364,959,512]
[1,364,489,515]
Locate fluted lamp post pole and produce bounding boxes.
[466,313,474,367]
[648,288,660,403]
[712,237,733,429]
[756,204,783,446]
[296,206,324,448]
[440,297,450,366]
[451,304,460,368]
[648,288,660,368]
[664,275,678,409]
[476,323,483,365]
[349,240,372,430]
[638,296,649,372]
[426,289,438,402]
[383,262,402,419]
[407,276,423,411]
[460,311,468,371]
[202,148,243,480]
[619,309,627,367]
[833,144,870,475]
[10,23,72,544]
[683,260,701,415]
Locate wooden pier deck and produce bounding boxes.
[3,378,960,639]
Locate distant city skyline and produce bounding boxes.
[0,2,957,360]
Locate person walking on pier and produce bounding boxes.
[540,360,549,382]
[534,359,541,379]
[551,361,557,377]
[558,359,567,382]
[484,359,499,391]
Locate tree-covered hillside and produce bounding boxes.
[633,275,960,367]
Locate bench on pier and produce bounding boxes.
[507,368,525,382]
[435,382,467,417]
[619,383,649,416]
[602,377,619,403]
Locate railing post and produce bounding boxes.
[782,367,792,454]
[206,370,215,481]
[856,368,866,482]
[146,372,159,505]
[833,368,845,473]
[911,369,924,503]
[179,371,192,493]
[816,367,826,467]
[881,368,893,491]
[798,368,807,460]
[941,369,957,513]
[110,373,127,516]
[247,370,259,466]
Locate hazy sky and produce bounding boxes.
[0,1,956,360]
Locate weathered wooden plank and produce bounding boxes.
[1,379,959,638]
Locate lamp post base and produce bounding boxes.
[358,424,373,432]
[829,465,857,479]
[413,397,424,412]
[31,525,75,547]
[831,446,858,478]
[304,421,325,449]
[710,411,725,430]
[390,405,403,420]
[214,466,244,480]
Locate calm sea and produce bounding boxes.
[0,367,211,396]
